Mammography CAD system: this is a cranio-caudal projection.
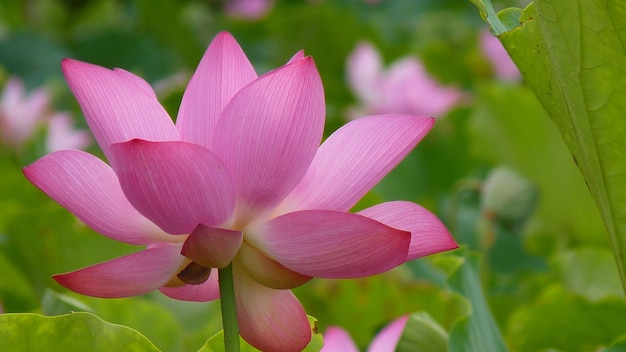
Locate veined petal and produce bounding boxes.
[111,140,235,235]
[53,243,184,298]
[279,115,434,213]
[177,32,257,149]
[112,68,159,98]
[358,201,457,261]
[182,225,242,268]
[234,262,311,352]
[287,50,306,64]
[159,268,220,302]
[250,210,410,278]
[367,316,409,352]
[23,150,173,244]
[321,327,359,352]
[213,57,325,224]
[61,59,179,161]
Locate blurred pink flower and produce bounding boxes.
[226,0,275,19]
[346,41,464,119]
[0,78,49,149]
[480,29,521,82]
[45,113,91,152]
[322,316,409,352]
[0,77,91,153]
[24,32,456,351]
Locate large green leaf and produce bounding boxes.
[0,312,160,352]
[473,0,626,291]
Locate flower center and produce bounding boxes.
[164,258,212,287]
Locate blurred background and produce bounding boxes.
[1,1,624,351]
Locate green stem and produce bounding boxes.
[218,263,240,352]
[470,0,508,35]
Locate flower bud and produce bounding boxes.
[481,166,538,227]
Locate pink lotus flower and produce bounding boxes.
[346,41,464,119]
[45,113,91,152]
[322,316,409,352]
[480,29,521,82]
[0,78,49,149]
[24,32,456,351]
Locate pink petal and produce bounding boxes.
[279,115,434,213]
[358,201,458,261]
[61,59,179,161]
[250,210,411,278]
[287,50,306,64]
[367,316,409,352]
[176,32,257,149]
[23,150,173,244]
[181,225,243,268]
[239,242,312,289]
[347,41,383,106]
[112,68,159,98]
[321,327,359,352]
[234,262,311,352]
[53,243,184,298]
[110,140,235,235]
[212,57,325,224]
[159,268,220,302]
[45,113,91,152]
[383,58,462,117]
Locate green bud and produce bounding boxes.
[481,166,538,228]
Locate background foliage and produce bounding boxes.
[0,0,624,351]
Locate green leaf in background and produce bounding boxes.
[476,0,626,290]
[396,312,449,352]
[0,252,38,312]
[556,246,623,302]
[0,312,160,352]
[605,335,626,352]
[199,316,322,352]
[295,271,467,349]
[441,249,508,352]
[506,284,626,351]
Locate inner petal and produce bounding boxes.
[239,242,312,289]
[182,224,243,268]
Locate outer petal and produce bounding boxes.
[234,262,311,352]
[23,150,173,244]
[321,327,359,352]
[287,50,306,64]
[358,201,458,261]
[159,268,220,302]
[182,225,243,268]
[62,59,179,161]
[250,210,410,278]
[213,57,325,224]
[53,243,184,298]
[111,140,236,235]
[279,115,434,213]
[367,316,409,352]
[177,32,257,149]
